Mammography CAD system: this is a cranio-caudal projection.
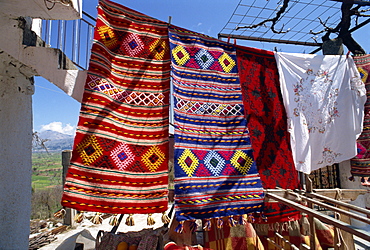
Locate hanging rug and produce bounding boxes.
[351,54,370,185]
[236,46,301,223]
[61,0,170,214]
[169,25,264,225]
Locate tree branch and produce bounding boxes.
[339,2,366,54]
[236,0,291,34]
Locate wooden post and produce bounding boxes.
[62,150,76,227]
[305,175,317,250]
[337,205,355,250]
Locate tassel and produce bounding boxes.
[175,221,184,234]
[147,214,155,226]
[228,216,237,227]
[288,221,294,231]
[125,214,135,226]
[282,222,289,232]
[189,220,197,232]
[216,217,223,229]
[53,208,66,219]
[161,212,171,224]
[203,219,211,231]
[109,214,119,226]
[74,211,85,223]
[91,212,103,224]
[247,213,255,223]
[349,176,355,181]
[300,216,310,236]
[238,215,244,225]
[261,212,268,222]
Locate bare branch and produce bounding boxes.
[236,0,291,34]
[359,7,370,14]
[32,132,50,153]
[310,16,342,36]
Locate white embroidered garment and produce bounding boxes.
[275,52,366,174]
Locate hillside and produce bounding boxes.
[33,130,74,152]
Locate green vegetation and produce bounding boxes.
[32,152,63,190]
[31,151,64,219]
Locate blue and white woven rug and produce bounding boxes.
[169,25,264,224]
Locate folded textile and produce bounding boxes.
[169,25,264,223]
[236,46,300,223]
[61,0,170,214]
[275,52,366,174]
[351,54,370,185]
[204,217,335,250]
[204,217,264,250]
[253,218,334,250]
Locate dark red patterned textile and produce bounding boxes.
[236,46,300,222]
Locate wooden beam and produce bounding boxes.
[217,33,322,47]
[264,188,367,203]
[330,0,370,6]
[308,192,370,216]
[295,193,370,225]
[266,192,370,242]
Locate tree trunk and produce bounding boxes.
[339,2,366,54]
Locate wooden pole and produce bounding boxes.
[62,150,76,227]
[305,175,317,250]
[266,192,370,242]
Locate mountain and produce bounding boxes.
[33,130,74,152]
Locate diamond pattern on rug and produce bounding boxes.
[230,151,253,175]
[172,45,190,66]
[76,135,104,165]
[175,97,243,116]
[204,151,225,176]
[126,92,165,106]
[178,149,199,177]
[149,38,169,60]
[195,49,215,69]
[120,33,145,57]
[218,52,236,73]
[110,143,135,171]
[141,145,166,172]
[86,75,127,101]
[97,25,119,50]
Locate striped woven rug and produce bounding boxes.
[169,25,264,224]
[351,54,370,185]
[61,0,170,215]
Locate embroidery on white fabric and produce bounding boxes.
[317,147,342,166]
[293,68,339,134]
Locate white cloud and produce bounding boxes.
[197,22,202,26]
[40,122,75,135]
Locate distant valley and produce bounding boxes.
[33,130,74,152]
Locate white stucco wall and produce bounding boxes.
[339,160,370,229]
[0,53,34,250]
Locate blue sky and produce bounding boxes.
[33,0,370,135]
